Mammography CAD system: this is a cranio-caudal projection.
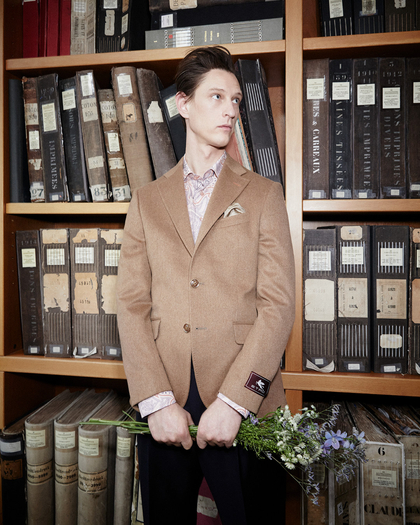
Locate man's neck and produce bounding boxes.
[184,141,226,177]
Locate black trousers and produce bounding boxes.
[137,368,286,525]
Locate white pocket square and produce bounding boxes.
[224,203,245,218]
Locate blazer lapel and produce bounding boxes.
[194,156,250,250]
[158,160,195,257]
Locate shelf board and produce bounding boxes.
[1,353,419,396]
[6,41,285,74]
[0,351,126,379]
[6,202,130,215]
[303,199,420,213]
[283,371,420,397]
[304,31,420,54]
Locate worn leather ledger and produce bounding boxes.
[146,18,284,49]
[99,229,124,360]
[346,401,405,525]
[9,78,30,203]
[384,0,416,31]
[113,409,136,525]
[336,225,371,373]
[303,228,337,372]
[159,83,186,162]
[78,393,131,525]
[22,76,45,202]
[409,227,420,375]
[96,0,123,53]
[319,0,354,36]
[352,58,379,199]
[379,57,406,198]
[76,71,111,201]
[353,0,384,34]
[111,66,154,189]
[37,73,69,202]
[329,58,353,199]
[70,228,101,359]
[120,0,151,51]
[40,229,72,358]
[54,389,110,525]
[97,89,131,202]
[137,68,177,179]
[16,230,44,356]
[70,0,96,54]
[59,76,90,202]
[303,59,330,199]
[26,390,82,525]
[151,0,284,28]
[148,0,266,11]
[0,407,40,525]
[235,59,284,186]
[372,225,410,374]
[406,57,420,198]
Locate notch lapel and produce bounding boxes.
[158,161,195,257]
[194,157,250,250]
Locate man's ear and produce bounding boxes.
[175,91,189,119]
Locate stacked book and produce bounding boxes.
[22,0,285,57]
[318,0,420,36]
[303,224,420,376]
[0,390,134,525]
[303,56,420,200]
[10,60,283,204]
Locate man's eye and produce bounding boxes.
[212,94,221,100]
[233,97,241,104]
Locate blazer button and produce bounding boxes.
[183,324,191,333]
[190,279,199,288]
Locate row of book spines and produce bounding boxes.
[303,224,419,375]
[23,0,149,58]
[303,56,420,200]
[16,228,123,360]
[319,0,420,36]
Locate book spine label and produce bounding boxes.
[111,66,154,189]
[98,89,131,201]
[352,58,379,199]
[379,58,406,198]
[37,74,69,202]
[303,59,329,199]
[329,59,353,198]
[71,0,96,54]
[337,225,371,372]
[136,69,177,179]
[303,228,337,371]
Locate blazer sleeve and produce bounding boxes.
[116,189,173,409]
[218,181,296,415]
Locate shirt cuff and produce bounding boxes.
[218,392,249,419]
[138,391,176,418]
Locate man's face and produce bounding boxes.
[177,68,243,150]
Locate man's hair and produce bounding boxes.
[175,46,237,99]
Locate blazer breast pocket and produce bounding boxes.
[215,214,250,229]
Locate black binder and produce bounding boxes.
[319,0,353,36]
[353,0,384,34]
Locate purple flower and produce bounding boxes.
[249,414,259,426]
[324,430,347,450]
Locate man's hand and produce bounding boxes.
[196,397,242,449]
[147,403,194,450]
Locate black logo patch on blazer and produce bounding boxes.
[244,372,270,397]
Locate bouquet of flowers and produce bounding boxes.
[82,403,366,504]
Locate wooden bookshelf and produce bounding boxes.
[1,0,420,523]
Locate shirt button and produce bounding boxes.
[190,279,199,288]
[183,324,191,333]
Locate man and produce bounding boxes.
[117,46,295,524]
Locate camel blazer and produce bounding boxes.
[117,154,295,417]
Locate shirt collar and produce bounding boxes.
[183,151,226,180]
